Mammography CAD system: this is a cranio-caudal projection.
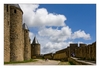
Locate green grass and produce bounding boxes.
[69,61,76,65]
[58,61,76,65]
[58,61,71,65]
[4,59,37,64]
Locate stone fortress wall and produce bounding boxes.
[4,4,10,62]
[75,42,96,60]
[4,4,96,63]
[43,53,53,60]
[10,4,24,62]
[43,42,96,61]
[4,4,40,62]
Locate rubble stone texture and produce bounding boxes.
[10,5,24,62]
[4,4,32,62]
[4,4,10,62]
[44,42,96,61]
[23,29,31,60]
[31,36,40,58]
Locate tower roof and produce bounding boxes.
[23,23,29,30]
[32,36,39,44]
[10,4,21,9]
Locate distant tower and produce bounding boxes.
[10,4,24,62]
[23,23,31,60]
[31,36,40,58]
[4,4,10,62]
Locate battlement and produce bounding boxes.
[43,42,96,62]
[79,44,87,47]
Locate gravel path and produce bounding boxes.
[5,59,60,65]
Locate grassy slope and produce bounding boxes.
[58,61,71,65]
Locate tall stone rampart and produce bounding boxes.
[79,44,87,59]
[10,5,24,62]
[23,28,31,60]
[4,4,10,62]
[70,44,78,57]
[52,42,96,61]
[74,42,96,61]
[43,53,53,59]
[91,42,96,60]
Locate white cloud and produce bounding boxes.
[19,4,66,27]
[41,42,69,54]
[38,27,91,42]
[19,4,39,25]
[77,41,84,46]
[72,30,91,40]
[29,32,34,43]
[38,26,72,42]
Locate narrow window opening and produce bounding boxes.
[7,5,8,12]
[14,9,16,13]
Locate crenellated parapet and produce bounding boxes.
[43,41,96,62]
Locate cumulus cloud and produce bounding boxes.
[38,27,91,42]
[41,42,70,54]
[19,4,66,27]
[19,4,39,25]
[72,30,91,40]
[38,26,72,42]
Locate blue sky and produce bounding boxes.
[19,4,96,54]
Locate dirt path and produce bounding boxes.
[5,59,60,65]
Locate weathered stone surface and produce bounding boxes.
[43,53,53,59]
[52,42,96,61]
[92,42,96,60]
[31,44,40,57]
[74,42,96,61]
[4,4,33,62]
[10,5,24,62]
[4,4,10,62]
[31,36,40,58]
[53,47,69,60]
[23,29,31,60]
[69,44,78,57]
[53,52,68,61]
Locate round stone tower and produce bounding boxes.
[4,4,10,62]
[23,23,31,60]
[31,36,40,58]
[10,4,24,62]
